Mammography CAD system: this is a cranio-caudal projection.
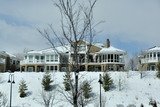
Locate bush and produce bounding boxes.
[63,71,72,91]
[19,79,28,98]
[81,80,92,99]
[157,62,160,78]
[42,72,53,91]
[102,72,113,92]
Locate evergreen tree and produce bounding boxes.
[102,72,113,92]
[81,80,92,99]
[63,71,72,91]
[156,61,160,78]
[19,79,28,98]
[42,72,53,91]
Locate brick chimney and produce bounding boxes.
[105,39,110,48]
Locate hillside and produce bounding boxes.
[0,71,159,107]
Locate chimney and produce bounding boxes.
[105,39,110,48]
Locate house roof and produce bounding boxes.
[27,45,69,55]
[145,46,160,52]
[0,51,16,58]
[97,46,126,54]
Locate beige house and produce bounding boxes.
[69,39,126,71]
[20,39,127,72]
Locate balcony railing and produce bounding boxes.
[77,58,125,64]
[141,58,160,64]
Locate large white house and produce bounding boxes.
[20,46,69,72]
[20,39,127,72]
[140,46,160,71]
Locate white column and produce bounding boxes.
[152,52,154,60]
[156,52,158,60]
[33,55,35,63]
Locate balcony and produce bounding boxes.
[78,58,125,65]
[141,58,160,64]
[20,59,45,65]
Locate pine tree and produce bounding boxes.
[81,80,92,99]
[102,72,113,92]
[42,72,53,91]
[19,79,28,98]
[156,61,160,78]
[63,71,72,91]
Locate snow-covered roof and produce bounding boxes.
[145,46,160,52]
[27,45,70,55]
[97,46,126,54]
[0,51,16,58]
[94,43,104,48]
[5,52,16,58]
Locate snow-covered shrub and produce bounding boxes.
[102,72,113,92]
[63,71,72,91]
[18,79,28,98]
[42,72,53,91]
[78,80,94,107]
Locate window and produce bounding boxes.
[29,55,33,62]
[55,54,58,62]
[50,55,54,62]
[154,52,156,58]
[115,54,117,62]
[108,54,110,62]
[25,56,27,59]
[111,54,113,62]
[55,66,57,70]
[49,66,58,71]
[147,54,149,58]
[46,66,49,70]
[103,55,105,62]
[150,53,152,58]
[50,66,54,70]
[158,52,160,57]
[117,55,119,62]
[46,55,49,62]
[35,56,39,59]
[40,56,44,62]
[35,56,39,62]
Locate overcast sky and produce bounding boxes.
[0,0,160,56]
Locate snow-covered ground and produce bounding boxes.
[0,71,159,107]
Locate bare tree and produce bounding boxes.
[38,0,99,107]
[129,54,139,71]
[0,92,8,107]
[117,73,127,91]
[35,90,56,107]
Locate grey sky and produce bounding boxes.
[0,0,160,54]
